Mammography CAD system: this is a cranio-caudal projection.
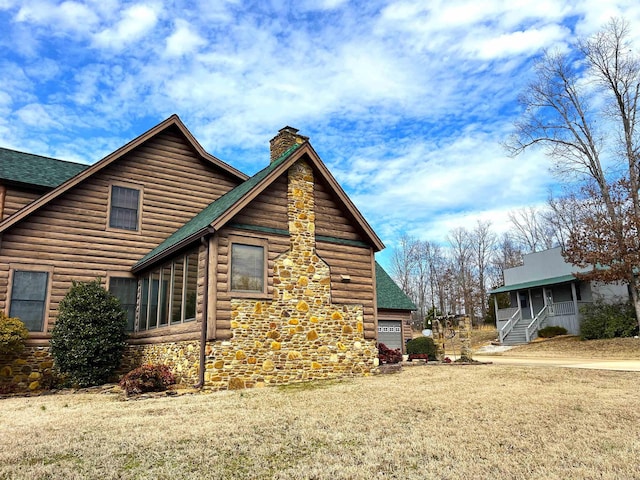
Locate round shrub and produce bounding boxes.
[580,301,639,340]
[51,279,128,387]
[0,312,29,356]
[406,336,438,360]
[538,326,568,338]
[119,364,176,395]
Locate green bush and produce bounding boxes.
[538,326,568,338]
[51,280,128,387]
[119,364,176,395]
[0,312,29,356]
[406,336,438,360]
[580,301,639,340]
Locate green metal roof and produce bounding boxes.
[133,143,301,270]
[489,274,577,294]
[375,262,417,311]
[0,147,88,188]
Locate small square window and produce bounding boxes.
[9,270,49,331]
[231,243,265,293]
[109,186,140,231]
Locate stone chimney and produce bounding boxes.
[270,126,309,163]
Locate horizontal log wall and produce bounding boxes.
[232,175,288,229]
[315,241,376,338]
[314,176,365,242]
[2,185,42,220]
[0,126,240,336]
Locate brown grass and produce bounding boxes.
[2,366,639,479]
[502,335,640,359]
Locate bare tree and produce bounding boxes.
[490,233,523,288]
[508,206,555,252]
[447,227,475,322]
[391,234,418,297]
[507,18,640,330]
[470,220,497,322]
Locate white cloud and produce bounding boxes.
[15,0,100,33]
[470,24,569,59]
[299,0,348,10]
[93,3,159,49]
[15,103,63,129]
[165,19,205,57]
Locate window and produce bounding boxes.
[184,252,198,321]
[9,270,49,331]
[109,277,138,331]
[109,185,140,231]
[231,243,265,293]
[137,249,198,331]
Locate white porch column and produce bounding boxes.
[571,282,578,315]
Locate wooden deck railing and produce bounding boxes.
[549,301,575,316]
[499,309,521,344]
[497,307,519,322]
[526,305,548,342]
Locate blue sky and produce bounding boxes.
[2,0,640,270]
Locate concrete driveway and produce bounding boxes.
[471,354,640,372]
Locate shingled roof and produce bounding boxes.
[0,147,88,188]
[375,262,417,311]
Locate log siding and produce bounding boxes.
[2,185,42,220]
[0,128,240,336]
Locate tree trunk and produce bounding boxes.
[631,275,640,333]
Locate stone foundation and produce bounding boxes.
[122,341,200,385]
[0,346,54,392]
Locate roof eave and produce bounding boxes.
[132,226,215,273]
[489,274,578,294]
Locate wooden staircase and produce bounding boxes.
[501,319,532,345]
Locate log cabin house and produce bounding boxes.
[0,115,414,391]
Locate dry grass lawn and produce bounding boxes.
[2,365,639,479]
[502,335,640,359]
[442,326,640,360]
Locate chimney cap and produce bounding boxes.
[269,126,309,162]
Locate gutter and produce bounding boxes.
[195,234,211,389]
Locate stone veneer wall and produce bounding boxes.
[203,160,378,390]
[0,346,54,391]
[122,341,200,385]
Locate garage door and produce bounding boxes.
[378,320,402,350]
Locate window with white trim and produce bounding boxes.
[109,185,140,231]
[9,270,49,331]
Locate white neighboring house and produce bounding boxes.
[490,247,629,345]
